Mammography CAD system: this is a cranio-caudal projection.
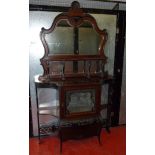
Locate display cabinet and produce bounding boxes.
[35,1,114,152]
[35,75,113,152]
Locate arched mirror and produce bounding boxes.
[78,21,100,55]
[45,20,74,55]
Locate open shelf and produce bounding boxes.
[39,100,59,109]
[39,107,59,117]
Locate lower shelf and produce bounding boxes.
[38,118,107,137]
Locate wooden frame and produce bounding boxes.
[60,83,101,119]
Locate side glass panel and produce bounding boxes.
[37,88,59,136]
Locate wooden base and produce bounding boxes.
[59,121,102,153]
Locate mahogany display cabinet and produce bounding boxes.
[34,1,114,152]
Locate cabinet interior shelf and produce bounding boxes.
[39,101,59,108]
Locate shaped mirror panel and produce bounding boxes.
[78,21,100,55]
[45,20,74,55]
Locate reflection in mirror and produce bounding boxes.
[78,60,97,74]
[49,61,73,76]
[79,21,100,55]
[45,20,74,55]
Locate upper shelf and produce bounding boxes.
[44,54,107,61]
[35,74,114,87]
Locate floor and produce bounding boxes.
[29,126,126,155]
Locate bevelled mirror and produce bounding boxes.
[78,21,100,55]
[45,20,74,55]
